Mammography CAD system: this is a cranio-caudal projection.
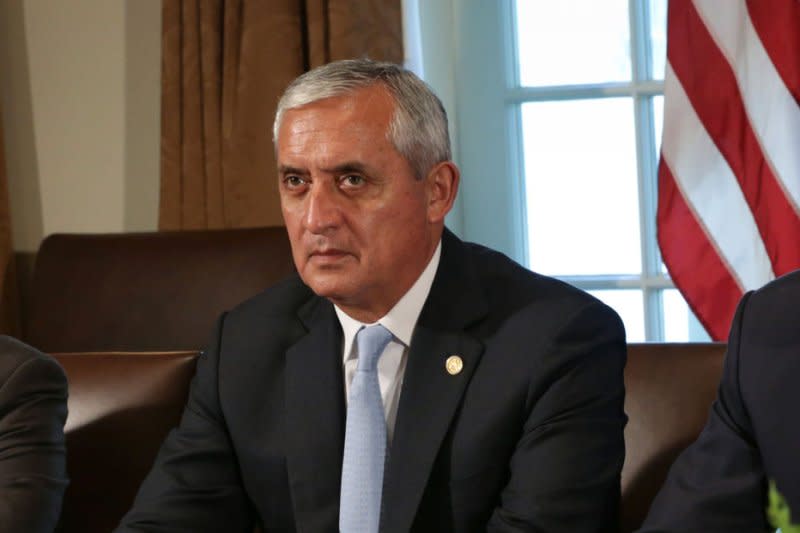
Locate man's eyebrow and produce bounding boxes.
[278,162,374,176]
[323,161,371,175]
[277,165,307,176]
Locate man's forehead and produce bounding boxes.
[283,85,394,123]
[279,91,393,146]
[279,112,384,149]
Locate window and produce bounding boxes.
[411,0,710,342]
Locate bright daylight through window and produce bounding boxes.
[511,0,707,341]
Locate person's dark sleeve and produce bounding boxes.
[637,291,770,532]
[487,301,627,532]
[0,343,68,533]
[116,315,255,532]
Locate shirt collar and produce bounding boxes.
[336,240,442,362]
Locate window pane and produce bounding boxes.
[663,289,689,342]
[589,289,645,342]
[653,95,664,155]
[649,0,668,80]
[663,289,713,342]
[523,98,642,275]
[655,95,666,275]
[516,0,631,86]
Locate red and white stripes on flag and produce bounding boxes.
[657,0,800,341]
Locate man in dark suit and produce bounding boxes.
[0,335,68,532]
[639,270,800,531]
[118,59,626,532]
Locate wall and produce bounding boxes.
[0,0,161,253]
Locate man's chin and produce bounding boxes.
[300,272,356,301]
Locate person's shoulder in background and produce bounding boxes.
[0,335,68,533]
[638,269,800,532]
[737,268,800,345]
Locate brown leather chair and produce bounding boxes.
[54,350,199,533]
[25,227,294,352]
[52,343,728,532]
[620,342,727,532]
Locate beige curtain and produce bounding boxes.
[0,106,19,336]
[159,0,403,230]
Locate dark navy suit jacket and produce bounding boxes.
[0,335,68,533]
[118,229,626,532]
[640,269,800,532]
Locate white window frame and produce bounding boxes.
[408,0,708,342]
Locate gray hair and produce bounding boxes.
[273,58,451,180]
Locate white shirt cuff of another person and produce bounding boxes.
[336,240,441,442]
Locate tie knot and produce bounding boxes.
[355,324,393,372]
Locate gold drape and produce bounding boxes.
[159,0,403,230]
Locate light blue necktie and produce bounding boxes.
[340,324,393,533]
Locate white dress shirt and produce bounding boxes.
[334,241,441,441]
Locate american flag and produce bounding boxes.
[657,0,800,341]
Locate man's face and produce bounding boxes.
[277,85,441,322]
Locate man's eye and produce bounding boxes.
[284,175,305,188]
[341,175,365,187]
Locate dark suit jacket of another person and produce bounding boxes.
[639,269,800,532]
[0,335,68,533]
[118,229,626,532]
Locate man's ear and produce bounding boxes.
[425,161,460,224]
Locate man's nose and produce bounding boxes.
[304,183,342,233]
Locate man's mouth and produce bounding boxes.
[308,248,350,263]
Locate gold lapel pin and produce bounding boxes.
[445,355,463,376]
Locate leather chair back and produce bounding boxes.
[52,342,728,532]
[54,350,199,533]
[621,342,727,532]
[26,227,294,352]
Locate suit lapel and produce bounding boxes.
[381,230,488,533]
[284,296,346,532]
